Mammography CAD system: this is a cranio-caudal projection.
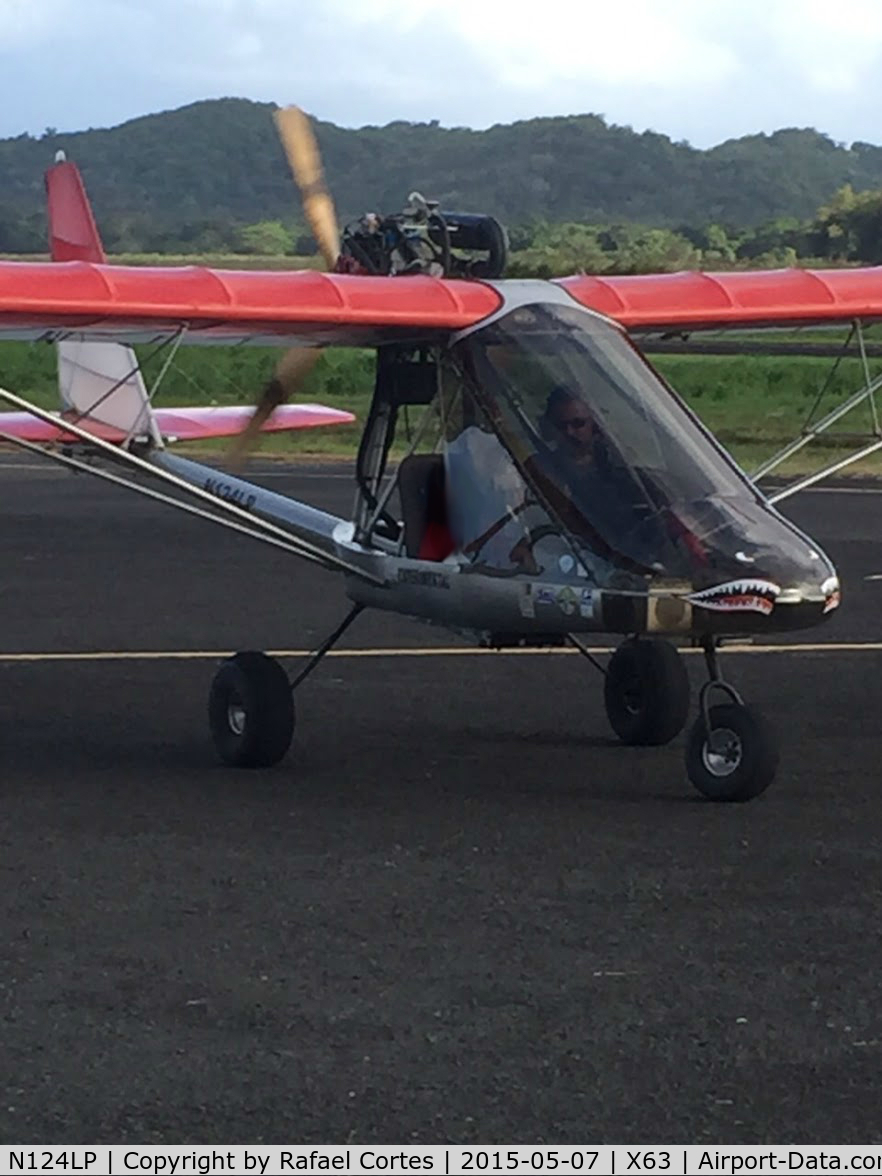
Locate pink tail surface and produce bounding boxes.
[0,404,354,445]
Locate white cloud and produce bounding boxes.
[393,0,740,88]
[761,0,882,92]
[3,0,882,145]
[0,0,68,49]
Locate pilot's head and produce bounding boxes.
[545,385,595,458]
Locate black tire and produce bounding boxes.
[686,703,778,802]
[208,651,295,768]
[604,637,690,746]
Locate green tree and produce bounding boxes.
[598,224,700,273]
[811,184,882,262]
[237,220,294,255]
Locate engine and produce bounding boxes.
[336,191,508,280]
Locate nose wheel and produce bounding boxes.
[685,638,779,802]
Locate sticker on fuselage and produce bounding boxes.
[519,584,536,619]
[686,578,781,616]
[557,586,578,616]
[524,583,594,619]
[397,568,450,590]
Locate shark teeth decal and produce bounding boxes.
[821,575,841,614]
[686,578,781,616]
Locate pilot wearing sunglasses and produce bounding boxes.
[528,384,652,575]
[543,385,601,471]
[547,389,596,464]
[538,384,700,577]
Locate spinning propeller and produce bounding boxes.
[228,105,508,467]
[228,106,340,468]
[275,105,340,270]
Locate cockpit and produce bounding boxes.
[446,299,836,601]
[353,295,837,615]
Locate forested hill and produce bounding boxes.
[3,97,882,250]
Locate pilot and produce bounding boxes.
[542,384,708,573]
[523,385,602,530]
[544,385,600,473]
[539,385,615,509]
[528,384,655,577]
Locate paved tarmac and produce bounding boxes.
[2,456,882,1145]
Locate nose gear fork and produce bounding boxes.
[698,635,743,733]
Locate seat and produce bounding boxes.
[397,453,455,561]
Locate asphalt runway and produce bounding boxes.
[3,456,882,1145]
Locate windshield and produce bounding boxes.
[452,301,827,592]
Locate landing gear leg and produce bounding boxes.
[208,604,365,768]
[288,604,365,691]
[685,636,779,802]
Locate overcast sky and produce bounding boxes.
[4,0,882,147]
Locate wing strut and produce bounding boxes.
[0,426,334,569]
[0,384,383,585]
[767,438,882,504]
[751,320,882,502]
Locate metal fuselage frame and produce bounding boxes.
[0,284,846,648]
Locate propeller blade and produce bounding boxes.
[227,348,321,470]
[274,105,340,270]
[230,106,338,466]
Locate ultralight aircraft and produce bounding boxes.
[1,108,881,802]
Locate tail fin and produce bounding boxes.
[56,340,161,444]
[46,154,107,263]
[46,155,163,447]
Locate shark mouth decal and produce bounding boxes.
[686,578,781,616]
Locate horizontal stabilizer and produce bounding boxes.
[149,403,354,440]
[0,402,354,445]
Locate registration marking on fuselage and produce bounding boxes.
[1,642,882,663]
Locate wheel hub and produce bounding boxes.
[227,695,246,736]
[702,726,742,777]
[623,677,644,715]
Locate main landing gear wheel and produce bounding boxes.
[208,651,295,768]
[604,637,690,746]
[686,702,779,803]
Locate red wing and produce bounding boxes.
[557,269,882,332]
[0,261,502,344]
[1,260,879,342]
